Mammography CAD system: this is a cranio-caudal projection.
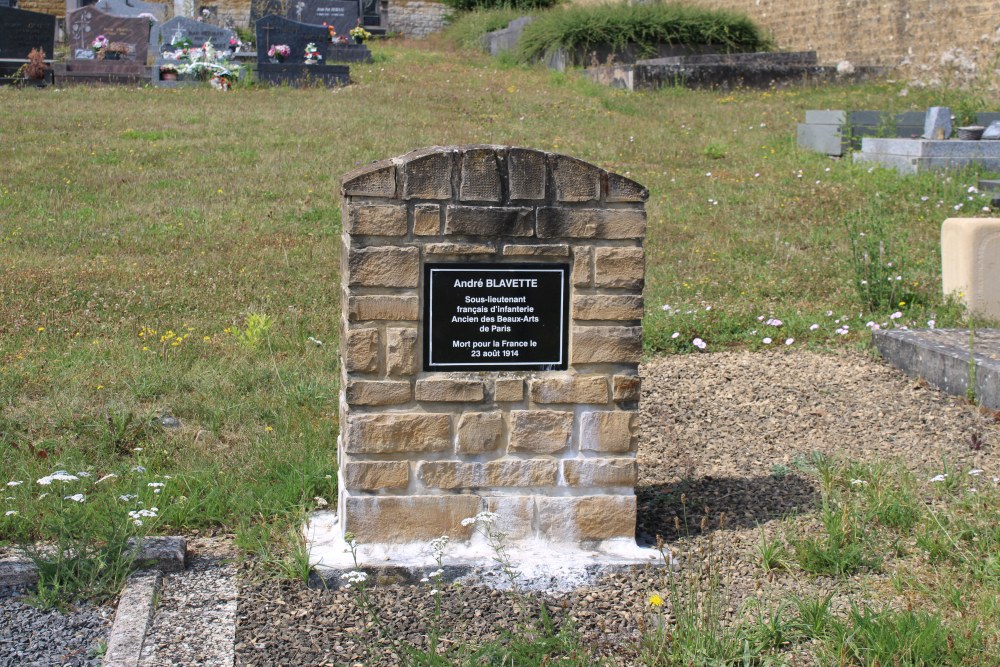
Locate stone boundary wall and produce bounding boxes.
[680,0,1000,84]
[387,0,447,39]
[338,145,647,545]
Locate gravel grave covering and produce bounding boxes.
[235,350,1000,666]
[0,590,112,667]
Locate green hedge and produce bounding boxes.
[444,8,532,50]
[515,2,770,63]
[441,0,558,14]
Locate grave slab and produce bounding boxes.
[873,328,1000,410]
[853,138,1000,174]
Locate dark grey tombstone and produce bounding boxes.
[0,6,56,59]
[249,0,283,28]
[67,7,149,61]
[255,14,330,64]
[150,16,235,54]
[95,0,166,20]
[0,0,18,8]
[286,0,358,37]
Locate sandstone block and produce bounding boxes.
[386,327,418,376]
[483,459,557,487]
[537,208,645,239]
[416,378,485,402]
[343,461,410,490]
[537,495,636,541]
[502,244,570,257]
[445,206,534,237]
[348,246,419,288]
[418,461,478,489]
[942,217,1000,320]
[342,495,480,543]
[485,496,534,540]
[348,295,419,322]
[413,203,441,236]
[341,159,396,197]
[508,410,572,454]
[508,148,546,200]
[343,327,379,373]
[606,173,649,202]
[348,205,407,236]
[572,326,642,364]
[346,413,451,454]
[425,242,496,255]
[580,411,637,453]
[402,149,453,199]
[346,380,411,406]
[573,246,593,287]
[456,411,504,454]
[494,377,524,402]
[594,247,644,289]
[551,155,601,202]
[573,295,643,321]
[562,458,637,487]
[460,148,502,202]
[612,374,641,402]
[529,376,609,404]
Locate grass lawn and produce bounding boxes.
[0,36,997,610]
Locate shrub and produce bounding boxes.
[515,2,770,63]
[445,7,530,50]
[442,0,558,14]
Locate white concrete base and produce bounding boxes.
[305,511,664,592]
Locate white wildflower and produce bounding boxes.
[341,570,368,584]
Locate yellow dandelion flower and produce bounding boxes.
[648,594,664,607]
[264,425,273,432]
[37,326,45,332]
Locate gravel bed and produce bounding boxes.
[0,590,112,667]
[233,350,1000,666]
[139,539,238,667]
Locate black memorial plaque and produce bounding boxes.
[424,263,569,372]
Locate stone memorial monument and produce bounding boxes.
[327,145,647,560]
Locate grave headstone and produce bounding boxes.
[67,6,149,62]
[94,0,167,20]
[255,14,330,63]
[150,15,234,54]
[249,0,283,28]
[924,106,952,140]
[285,0,358,39]
[0,6,56,60]
[333,146,648,549]
[983,120,1000,140]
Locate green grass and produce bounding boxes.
[1,40,999,602]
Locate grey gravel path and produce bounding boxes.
[0,591,112,667]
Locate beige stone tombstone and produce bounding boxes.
[335,145,647,551]
[942,217,1000,321]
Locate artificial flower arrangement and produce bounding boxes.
[228,36,242,52]
[322,22,348,44]
[349,25,371,42]
[267,44,291,62]
[91,35,109,55]
[303,42,322,64]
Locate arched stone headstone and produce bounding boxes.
[336,145,648,548]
